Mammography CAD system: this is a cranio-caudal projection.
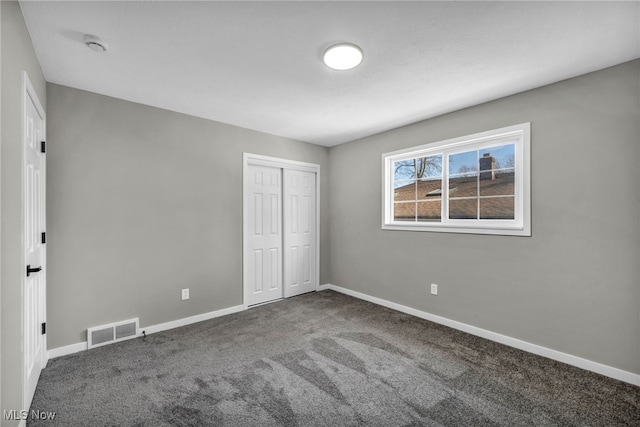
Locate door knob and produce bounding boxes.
[26,265,42,277]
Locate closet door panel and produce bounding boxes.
[283,170,316,298]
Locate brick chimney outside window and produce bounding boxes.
[479,153,495,180]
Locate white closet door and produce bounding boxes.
[283,169,316,298]
[245,165,283,306]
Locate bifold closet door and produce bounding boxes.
[283,169,317,298]
[246,165,283,306]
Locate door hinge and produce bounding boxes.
[41,232,46,244]
[41,322,46,335]
[40,141,46,153]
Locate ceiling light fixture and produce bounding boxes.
[323,43,363,71]
[83,34,109,53]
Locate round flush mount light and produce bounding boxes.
[83,34,109,53]
[323,43,363,71]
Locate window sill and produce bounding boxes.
[381,223,531,236]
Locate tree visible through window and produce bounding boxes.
[383,123,530,236]
[394,155,443,222]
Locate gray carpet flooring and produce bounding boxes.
[29,290,639,426]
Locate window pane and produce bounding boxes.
[480,197,514,220]
[394,202,416,221]
[416,155,442,201]
[393,180,416,201]
[417,201,441,222]
[480,144,515,170]
[449,198,477,219]
[416,155,442,180]
[449,150,478,175]
[417,179,442,201]
[480,168,515,197]
[449,174,477,198]
[394,159,416,181]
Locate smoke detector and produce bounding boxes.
[83,35,109,53]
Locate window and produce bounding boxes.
[382,123,530,236]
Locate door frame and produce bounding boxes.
[22,71,47,411]
[242,153,320,309]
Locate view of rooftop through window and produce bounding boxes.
[383,123,530,235]
[392,143,516,222]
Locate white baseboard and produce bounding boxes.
[48,341,87,359]
[321,284,640,386]
[141,304,244,335]
[47,304,245,360]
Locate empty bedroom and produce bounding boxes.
[1,1,639,426]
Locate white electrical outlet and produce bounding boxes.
[430,283,438,295]
[181,288,189,300]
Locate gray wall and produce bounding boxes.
[329,60,640,375]
[1,1,3,415]
[1,1,47,422]
[46,83,330,349]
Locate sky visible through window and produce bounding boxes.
[394,143,515,187]
[450,144,515,175]
[394,155,442,187]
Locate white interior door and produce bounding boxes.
[23,74,47,410]
[243,154,319,307]
[245,165,283,306]
[283,170,316,298]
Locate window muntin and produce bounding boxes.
[383,123,530,236]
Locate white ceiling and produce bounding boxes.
[20,1,640,146]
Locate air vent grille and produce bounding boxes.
[87,318,139,349]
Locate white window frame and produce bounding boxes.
[382,123,531,236]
